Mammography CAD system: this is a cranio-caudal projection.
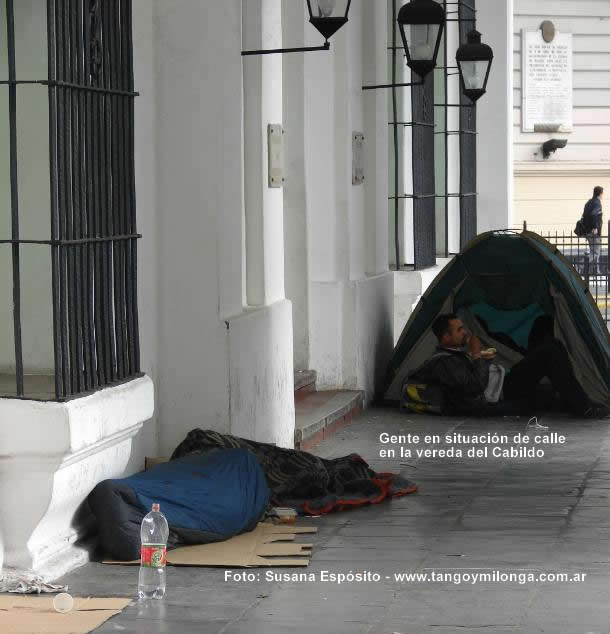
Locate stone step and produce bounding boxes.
[294,369,317,402]
[294,389,364,451]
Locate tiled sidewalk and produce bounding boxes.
[58,408,610,633]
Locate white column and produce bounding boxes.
[363,0,389,275]
[242,0,285,306]
[304,24,337,282]
[304,10,341,386]
[476,0,513,233]
[333,18,352,282]
[282,0,309,369]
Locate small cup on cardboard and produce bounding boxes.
[53,592,74,613]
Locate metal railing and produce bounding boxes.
[521,220,609,326]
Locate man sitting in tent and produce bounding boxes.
[412,313,607,418]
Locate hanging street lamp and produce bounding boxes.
[456,30,494,102]
[397,0,446,78]
[306,0,352,41]
[242,0,352,56]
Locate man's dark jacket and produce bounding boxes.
[412,347,490,414]
[583,197,603,234]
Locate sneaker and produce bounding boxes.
[583,405,610,419]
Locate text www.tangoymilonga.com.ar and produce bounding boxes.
[394,570,587,585]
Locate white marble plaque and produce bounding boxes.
[522,30,572,132]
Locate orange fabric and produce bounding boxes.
[302,474,417,516]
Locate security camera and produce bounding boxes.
[542,138,568,159]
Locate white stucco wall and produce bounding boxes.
[282,0,309,371]
[152,1,233,454]
[305,0,394,402]
[477,0,514,233]
[228,300,294,448]
[0,377,155,579]
[280,4,394,397]
[149,0,294,454]
[363,0,389,277]
[351,274,394,400]
[309,274,394,404]
[243,0,285,307]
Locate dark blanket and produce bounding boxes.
[171,429,417,515]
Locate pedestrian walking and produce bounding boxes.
[583,186,603,276]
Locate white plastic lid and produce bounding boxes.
[152,503,160,512]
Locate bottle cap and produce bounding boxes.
[152,503,160,512]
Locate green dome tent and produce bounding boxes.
[384,231,610,408]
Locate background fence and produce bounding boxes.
[519,221,609,327]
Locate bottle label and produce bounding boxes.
[140,544,167,568]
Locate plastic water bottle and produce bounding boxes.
[138,503,169,600]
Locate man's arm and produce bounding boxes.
[592,199,602,233]
[429,354,490,396]
[594,208,603,232]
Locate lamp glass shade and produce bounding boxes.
[408,24,441,60]
[316,0,338,17]
[306,0,351,40]
[458,59,489,90]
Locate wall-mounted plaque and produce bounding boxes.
[352,132,364,185]
[267,124,284,188]
[522,29,572,132]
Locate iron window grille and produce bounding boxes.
[388,0,478,270]
[0,0,141,401]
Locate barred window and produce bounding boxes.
[388,0,478,270]
[0,0,140,401]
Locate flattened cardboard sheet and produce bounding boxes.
[0,596,130,634]
[104,523,317,568]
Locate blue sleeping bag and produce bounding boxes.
[88,449,270,561]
